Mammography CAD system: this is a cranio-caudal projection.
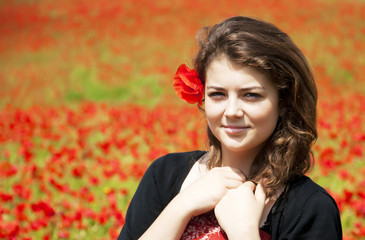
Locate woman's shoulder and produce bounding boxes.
[145,150,207,201]
[274,175,342,235]
[150,150,207,173]
[286,175,337,205]
[271,175,342,239]
[279,175,339,214]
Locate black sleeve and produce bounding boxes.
[117,158,164,240]
[274,178,342,240]
[117,151,204,240]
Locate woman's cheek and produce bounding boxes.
[245,103,279,131]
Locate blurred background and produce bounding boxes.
[0,0,364,239]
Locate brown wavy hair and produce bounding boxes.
[193,16,318,197]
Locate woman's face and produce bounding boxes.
[205,57,279,157]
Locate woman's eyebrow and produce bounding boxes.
[206,86,265,91]
[206,86,225,91]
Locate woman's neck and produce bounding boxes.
[220,147,260,178]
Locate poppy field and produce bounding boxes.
[0,0,364,239]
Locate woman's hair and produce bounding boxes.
[194,16,318,197]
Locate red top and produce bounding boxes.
[181,211,271,240]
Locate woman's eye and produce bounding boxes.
[208,92,225,98]
[244,93,261,99]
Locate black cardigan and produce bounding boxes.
[118,151,342,240]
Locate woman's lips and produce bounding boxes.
[222,125,250,134]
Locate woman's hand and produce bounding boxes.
[177,167,247,217]
[214,181,266,240]
[139,166,246,240]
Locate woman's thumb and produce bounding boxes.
[255,183,267,207]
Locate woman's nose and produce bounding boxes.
[224,98,244,118]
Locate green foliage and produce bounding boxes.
[66,66,163,105]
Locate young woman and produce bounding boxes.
[118,16,342,240]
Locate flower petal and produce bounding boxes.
[173,64,204,105]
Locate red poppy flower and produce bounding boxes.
[31,201,55,217]
[173,64,204,105]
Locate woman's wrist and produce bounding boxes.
[170,192,196,219]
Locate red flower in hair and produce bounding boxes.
[173,64,204,105]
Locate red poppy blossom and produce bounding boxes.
[173,64,204,106]
[0,192,13,202]
[31,201,56,217]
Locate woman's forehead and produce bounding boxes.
[205,57,275,90]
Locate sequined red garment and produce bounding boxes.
[181,211,271,240]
